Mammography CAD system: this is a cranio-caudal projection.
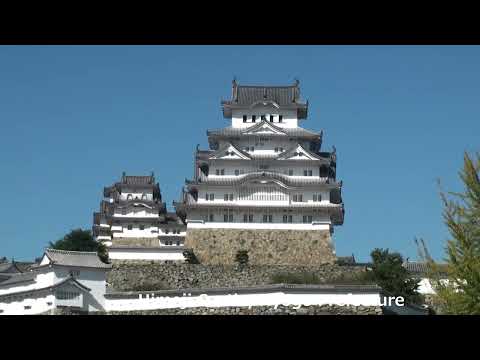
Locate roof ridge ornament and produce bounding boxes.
[232,77,238,102]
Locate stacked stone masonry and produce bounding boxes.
[107,262,366,291]
[95,305,382,315]
[184,229,336,265]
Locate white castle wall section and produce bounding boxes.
[105,290,382,312]
[0,293,56,315]
[108,248,185,261]
[187,220,331,231]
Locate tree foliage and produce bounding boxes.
[49,228,109,264]
[367,248,422,304]
[430,152,480,314]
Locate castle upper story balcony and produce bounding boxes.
[187,171,341,188]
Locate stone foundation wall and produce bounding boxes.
[94,304,382,315]
[107,262,366,291]
[184,229,335,265]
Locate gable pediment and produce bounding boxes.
[242,120,287,136]
[277,144,321,161]
[209,143,251,160]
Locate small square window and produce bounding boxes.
[304,170,308,176]
[243,115,247,122]
[308,170,312,176]
[209,214,214,222]
[140,225,145,230]
[221,169,225,175]
[229,194,233,201]
[261,115,266,121]
[313,194,317,202]
[288,169,293,176]
[24,306,31,310]
[224,194,229,201]
[121,208,127,215]
[249,214,253,222]
[288,215,293,223]
[127,225,132,230]
[243,214,248,223]
[205,193,209,201]
[216,169,220,175]
[283,215,288,223]
[235,169,239,176]
[270,115,274,122]
[279,115,283,122]
[252,115,256,122]
[209,194,214,201]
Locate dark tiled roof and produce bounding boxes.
[235,85,300,106]
[0,271,36,287]
[122,175,155,185]
[44,249,112,269]
[0,276,91,301]
[0,262,22,274]
[222,81,309,118]
[207,123,321,139]
[186,171,340,187]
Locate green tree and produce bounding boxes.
[49,228,109,264]
[430,152,480,314]
[367,248,422,305]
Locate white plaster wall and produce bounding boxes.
[53,267,107,312]
[105,291,381,312]
[208,163,324,178]
[112,226,159,238]
[120,192,153,201]
[187,221,331,231]
[108,249,185,261]
[198,189,330,205]
[231,108,298,128]
[0,293,56,315]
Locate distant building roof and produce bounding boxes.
[43,249,112,269]
[402,261,448,276]
[0,271,36,287]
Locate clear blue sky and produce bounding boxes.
[0,46,478,262]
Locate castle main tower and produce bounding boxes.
[175,80,344,265]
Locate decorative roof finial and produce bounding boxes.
[294,78,300,86]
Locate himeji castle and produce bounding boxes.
[175,80,345,265]
[93,173,186,261]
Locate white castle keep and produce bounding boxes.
[175,80,345,265]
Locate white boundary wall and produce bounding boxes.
[108,248,185,261]
[105,290,381,312]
